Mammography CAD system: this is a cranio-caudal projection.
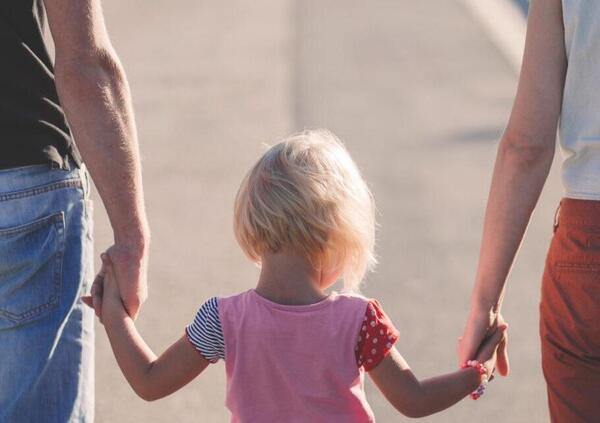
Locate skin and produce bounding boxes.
[90,252,505,417]
[93,258,208,401]
[44,0,150,319]
[458,0,567,374]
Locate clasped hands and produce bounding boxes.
[82,244,148,322]
[459,308,510,378]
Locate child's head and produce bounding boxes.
[234,129,376,292]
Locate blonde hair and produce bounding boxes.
[234,129,376,292]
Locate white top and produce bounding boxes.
[559,0,600,200]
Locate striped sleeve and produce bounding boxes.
[185,297,225,363]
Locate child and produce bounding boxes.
[85,130,507,422]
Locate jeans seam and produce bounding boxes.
[0,213,64,236]
[0,179,82,202]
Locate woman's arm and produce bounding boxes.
[458,0,567,373]
[370,326,506,418]
[99,259,209,401]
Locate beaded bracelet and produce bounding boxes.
[461,360,489,400]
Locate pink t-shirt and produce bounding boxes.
[221,290,374,422]
[186,290,399,422]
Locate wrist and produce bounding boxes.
[470,277,504,316]
[103,306,130,330]
[469,297,499,323]
[462,367,484,392]
[113,232,150,258]
[113,216,151,250]
[461,360,489,400]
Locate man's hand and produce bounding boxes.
[82,253,129,324]
[103,244,148,320]
[83,244,148,321]
[458,310,509,377]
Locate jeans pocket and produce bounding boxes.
[0,212,65,329]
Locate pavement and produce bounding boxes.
[93,1,561,421]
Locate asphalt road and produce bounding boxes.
[92,1,561,421]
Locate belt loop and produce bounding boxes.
[62,154,71,171]
[553,201,562,233]
[81,164,91,197]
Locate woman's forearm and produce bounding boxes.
[471,134,555,314]
[470,0,566,317]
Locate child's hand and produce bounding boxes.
[82,254,127,324]
[82,262,105,320]
[100,254,128,317]
[473,323,508,379]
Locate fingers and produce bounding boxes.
[101,252,112,272]
[91,271,104,323]
[102,247,146,320]
[496,332,510,376]
[81,296,93,308]
[104,251,142,320]
[476,324,508,360]
[100,253,117,285]
[458,323,488,366]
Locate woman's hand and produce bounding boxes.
[459,310,509,377]
[472,321,508,379]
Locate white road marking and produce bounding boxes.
[460,0,527,73]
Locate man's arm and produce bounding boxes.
[44,0,149,318]
[458,0,567,373]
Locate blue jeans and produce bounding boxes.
[0,164,94,422]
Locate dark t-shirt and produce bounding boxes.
[0,0,81,169]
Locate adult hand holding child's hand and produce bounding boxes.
[472,321,509,381]
[459,311,510,377]
[82,254,128,324]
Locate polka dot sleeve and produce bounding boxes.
[355,299,399,371]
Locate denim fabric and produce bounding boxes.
[0,164,94,423]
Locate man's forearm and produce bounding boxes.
[55,50,149,250]
[471,136,555,313]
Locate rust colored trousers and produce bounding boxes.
[540,198,600,422]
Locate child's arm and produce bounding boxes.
[369,326,506,418]
[96,257,210,401]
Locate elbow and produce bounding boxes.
[134,386,162,402]
[498,128,556,168]
[400,404,429,419]
[392,394,430,419]
[402,410,424,419]
[139,394,160,403]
